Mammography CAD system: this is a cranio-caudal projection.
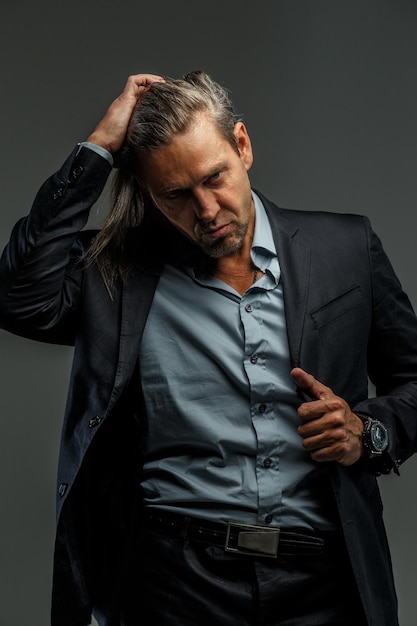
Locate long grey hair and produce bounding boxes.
[87,70,241,288]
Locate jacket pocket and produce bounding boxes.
[310,286,363,329]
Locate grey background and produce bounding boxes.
[0,1,416,625]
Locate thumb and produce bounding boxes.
[291,367,331,401]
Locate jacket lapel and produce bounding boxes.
[108,270,160,413]
[262,198,311,369]
[107,212,200,409]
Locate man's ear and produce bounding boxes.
[233,122,253,171]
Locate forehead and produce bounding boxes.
[138,116,236,192]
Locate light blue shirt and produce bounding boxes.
[78,141,114,163]
[140,193,337,531]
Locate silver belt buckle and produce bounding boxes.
[225,521,280,558]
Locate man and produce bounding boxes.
[1,71,417,626]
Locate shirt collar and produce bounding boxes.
[252,191,277,257]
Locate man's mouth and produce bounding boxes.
[200,223,231,239]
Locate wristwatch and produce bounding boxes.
[360,416,389,458]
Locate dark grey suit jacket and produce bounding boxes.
[1,146,417,626]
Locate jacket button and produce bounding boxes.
[88,415,103,428]
[53,184,66,200]
[58,483,68,497]
[68,165,84,183]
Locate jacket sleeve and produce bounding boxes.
[0,145,112,345]
[353,219,417,474]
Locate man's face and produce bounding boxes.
[139,114,255,258]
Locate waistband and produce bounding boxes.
[143,509,343,559]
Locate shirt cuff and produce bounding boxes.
[77,142,114,166]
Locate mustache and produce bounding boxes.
[197,220,228,235]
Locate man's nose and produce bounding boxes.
[192,189,220,222]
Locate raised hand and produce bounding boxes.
[87,73,165,155]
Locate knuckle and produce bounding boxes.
[328,413,345,427]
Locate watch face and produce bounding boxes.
[370,422,389,452]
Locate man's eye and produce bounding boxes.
[165,190,183,200]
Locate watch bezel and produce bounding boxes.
[361,416,389,458]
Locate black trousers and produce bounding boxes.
[118,524,368,626]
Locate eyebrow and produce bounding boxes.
[157,161,228,196]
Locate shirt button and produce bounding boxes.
[245,304,253,313]
[265,514,273,524]
[259,403,267,414]
[263,458,273,468]
[250,354,259,364]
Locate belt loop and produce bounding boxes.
[181,515,191,541]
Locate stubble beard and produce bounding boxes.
[198,221,249,258]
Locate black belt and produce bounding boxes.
[143,510,340,558]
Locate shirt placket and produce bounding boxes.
[241,284,282,526]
